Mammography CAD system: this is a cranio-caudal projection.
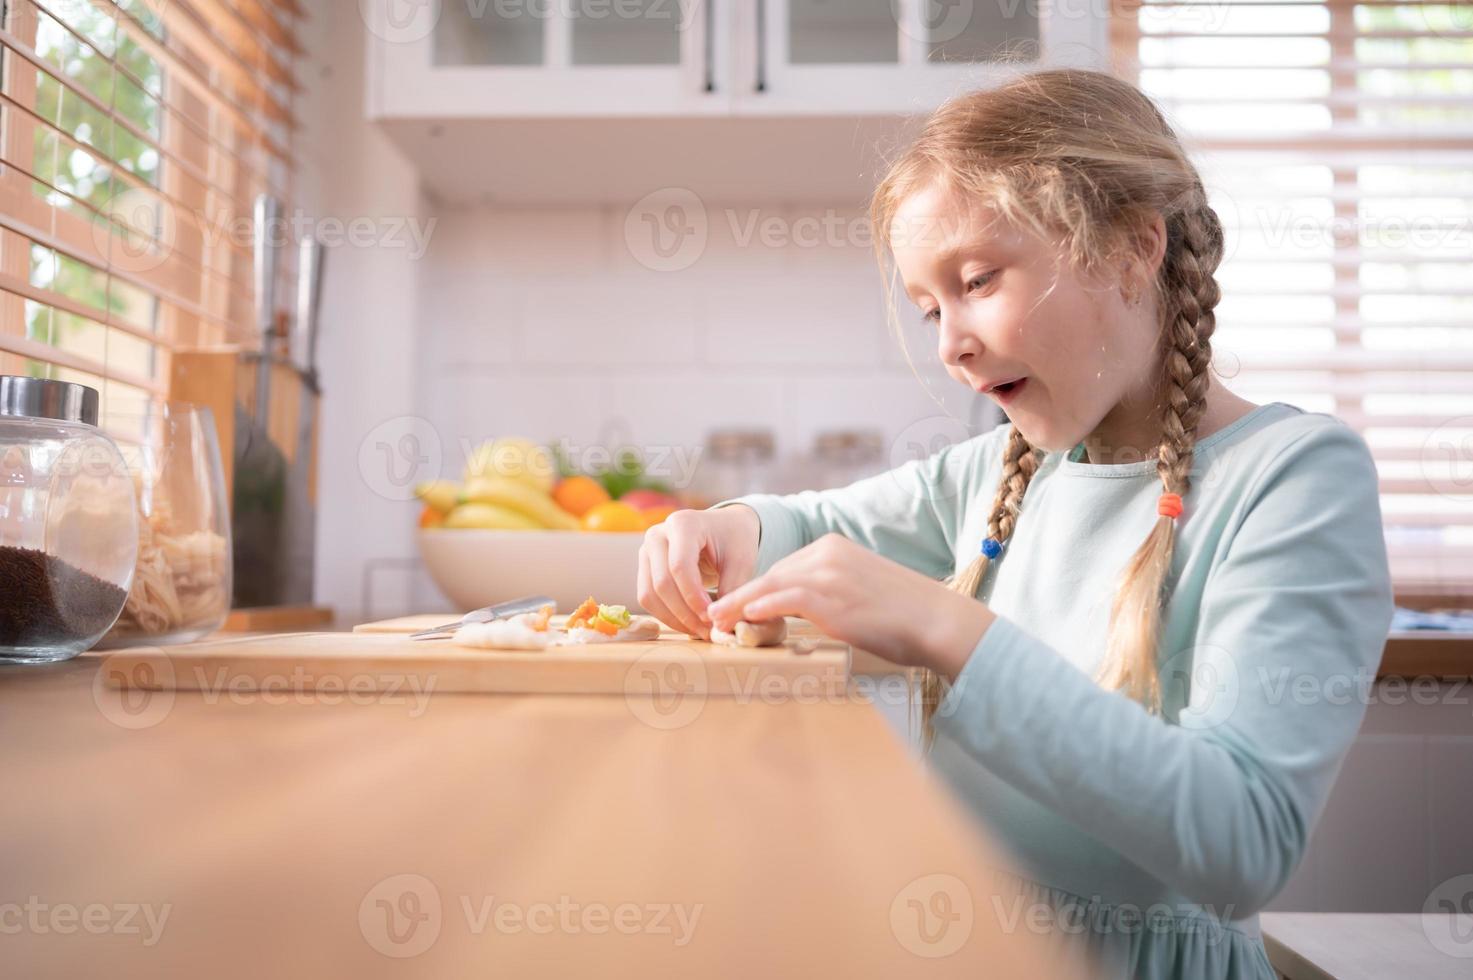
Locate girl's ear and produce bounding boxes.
[1118,211,1169,306]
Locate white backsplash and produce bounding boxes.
[413,202,1000,501]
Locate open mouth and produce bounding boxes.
[987,378,1028,402]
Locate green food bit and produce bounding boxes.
[596,604,631,627]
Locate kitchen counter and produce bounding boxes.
[0,644,1080,979]
[1262,912,1473,979]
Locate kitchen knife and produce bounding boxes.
[294,234,326,384]
[411,595,561,640]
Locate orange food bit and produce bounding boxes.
[592,617,619,636]
[567,596,599,629]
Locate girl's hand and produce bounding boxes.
[638,504,761,641]
[706,533,994,677]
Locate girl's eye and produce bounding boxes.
[968,270,998,292]
[919,272,996,326]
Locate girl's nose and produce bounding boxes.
[938,316,983,366]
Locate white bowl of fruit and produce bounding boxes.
[414,438,692,612]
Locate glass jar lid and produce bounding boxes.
[0,377,100,426]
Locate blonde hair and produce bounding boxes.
[869,69,1223,743]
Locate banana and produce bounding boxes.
[414,479,462,514]
[462,475,580,530]
[442,502,543,531]
[463,438,556,495]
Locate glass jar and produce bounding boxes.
[697,429,776,504]
[99,402,232,648]
[0,377,138,663]
[810,429,885,490]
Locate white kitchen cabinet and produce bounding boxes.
[364,0,730,117]
[365,0,1108,120]
[362,0,1108,203]
[742,0,1107,116]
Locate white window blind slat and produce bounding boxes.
[1115,0,1473,591]
[0,0,296,428]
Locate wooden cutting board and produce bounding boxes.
[98,628,850,698]
[354,613,902,676]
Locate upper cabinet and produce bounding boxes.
[366,0,726,117]
[364,0,1108,120]
[747,0,1103,115]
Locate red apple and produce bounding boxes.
[620,488,681,511]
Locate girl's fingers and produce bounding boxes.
[637,545,679,634]
[708,569,791,629]
[738,587,816,623]
[663,527,713,624]
[644,533,711,639]
[640,542,695,637]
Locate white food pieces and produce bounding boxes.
[452,612,661,650]
[453,611,554,650]
[563,616,662,645]
[709,618,788,648]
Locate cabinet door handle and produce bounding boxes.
[755,0,767,92]
[703,0,716,92]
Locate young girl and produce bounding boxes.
[637,69,1392,978]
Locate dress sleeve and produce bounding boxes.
[932,420,1394,915]
[709,430,997,580]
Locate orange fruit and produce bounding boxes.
[581,501,646,533]
[418,505,444,528]
[640,505,679,528]
[553,475,611,517]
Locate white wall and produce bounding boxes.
[297,4,428,621]
[414,201,983,480]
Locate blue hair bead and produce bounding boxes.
[981,537,1003,560]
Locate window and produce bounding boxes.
[1113,0,1473,591]
[0,0,296,427]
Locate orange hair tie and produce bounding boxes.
[1157,493,1183,520]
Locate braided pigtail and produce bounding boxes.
[870,69,1232,732]
[916,426,1041,746]
[1093,198,1223,710]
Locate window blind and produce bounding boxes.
[0,0,297,426]
[1113,0,1473,591]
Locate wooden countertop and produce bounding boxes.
[1380,632,1473,679]
[0,648,1082,979]
[1262,912,1473,979]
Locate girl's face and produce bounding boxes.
[890,183,1164,455]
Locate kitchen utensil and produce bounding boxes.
[410,593,558,639]
[96,630,851,696]
[293,235,326,383]
[0,377,137,663]
[252,193,281,421]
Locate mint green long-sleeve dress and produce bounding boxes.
[712,403,1393,978]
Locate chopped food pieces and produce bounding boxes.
[454,603,557,649]
[566,596,601,630]
[710,618,789,648]
[452,598,659,650]
[563,618,661,645]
